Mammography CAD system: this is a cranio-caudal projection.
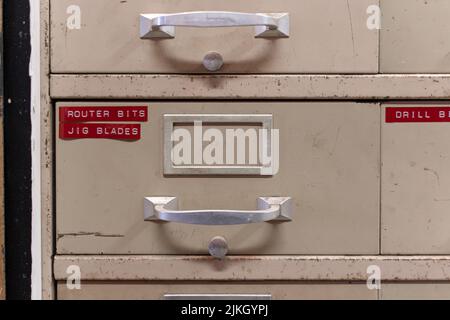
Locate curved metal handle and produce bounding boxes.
[140,11,290,39]
[144,197,292,225]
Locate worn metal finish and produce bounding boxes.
[54,256,450,281]
[50,0,378,74]
[40,0,54,300]
[42,0,450,300]
[57,280,450,300]
[380,0,450,73]
[381,283,450,300]
[56,101,379,255]
[164,114,274,175]
[50,74,450,100]
[140,12,290,39]
[57,281,377,300]
[144,197,292,225]
[382,103,450,254]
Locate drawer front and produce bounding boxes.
[56,102,380,255]
[381,283,450,300]
[381,103,450,254]
[50,0,379,74]
[57,282,377,300]
[380,0,450,73]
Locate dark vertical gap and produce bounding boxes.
[379,104,383,257]
[3,0,32,300]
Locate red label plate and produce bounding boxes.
[59,123,141,140]
[386,107,450,123]
[59,106,148,122]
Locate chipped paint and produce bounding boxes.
[34,0,53,300]
[54,256,450,281]
[30,0,42,300]
[51,74,450,100]
[38,0,450,301]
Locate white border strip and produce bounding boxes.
[30,0,42,300]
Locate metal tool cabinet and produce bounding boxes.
[38,0,450,299]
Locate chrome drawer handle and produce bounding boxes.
[140,11,290,39]
[144,197,292,225]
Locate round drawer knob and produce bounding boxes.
[208,236,228,259]
[202,52,224,72]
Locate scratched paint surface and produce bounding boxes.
[382,104,450,254]
[380,0,450,73]
[53,256,450,282]
[49,0,378,74]
[49,74,450,100]
[38,0,450,301]
[55,102,380,255]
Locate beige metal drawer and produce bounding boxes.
[381,283,450,300]
[57,281,377,300]
[50,0,379,74]
[381,103,450,254]
[56,101,380,255]
[380,0,450,73]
